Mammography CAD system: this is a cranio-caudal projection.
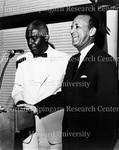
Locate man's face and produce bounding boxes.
[26,27,46,55]
[71,15,91,50]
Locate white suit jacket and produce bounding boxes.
[12,45,70,144]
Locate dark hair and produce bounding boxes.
[25,20,49,39]
[88,13,100,32]
[76,12,100,31]
[77,12,106,49]
[87,12,106,50]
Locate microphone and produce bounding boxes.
[8,49,24,54]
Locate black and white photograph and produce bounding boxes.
[0,0,119,150]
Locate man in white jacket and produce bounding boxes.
[12,20,69,150]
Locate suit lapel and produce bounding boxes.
[68,53,81,80]
[72,45,97,80]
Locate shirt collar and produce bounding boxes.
[78,43,94,67]
[45,45,53,57]
[80,43,94,57]
[30,45,53,58]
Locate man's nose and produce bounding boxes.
[70,27,75,34]
[29,38,34,44]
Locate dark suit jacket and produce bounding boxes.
[35,45,118,150]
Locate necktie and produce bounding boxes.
[72,53,81,78]
[33,53,47,58]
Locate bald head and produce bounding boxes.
[73,15,91,29]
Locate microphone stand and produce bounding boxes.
[0,52,15,89]
[0,52,15,112]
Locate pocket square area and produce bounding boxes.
[80,75,87,78]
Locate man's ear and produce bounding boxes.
[45,34,49,41]
[89,27,96,36]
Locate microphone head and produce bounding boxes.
[8,50,14,54]
[8,49,24,54]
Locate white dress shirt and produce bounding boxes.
[78,43,94,67]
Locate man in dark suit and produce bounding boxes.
[18,13,118,150]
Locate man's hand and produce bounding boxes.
[17,103,38,115]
